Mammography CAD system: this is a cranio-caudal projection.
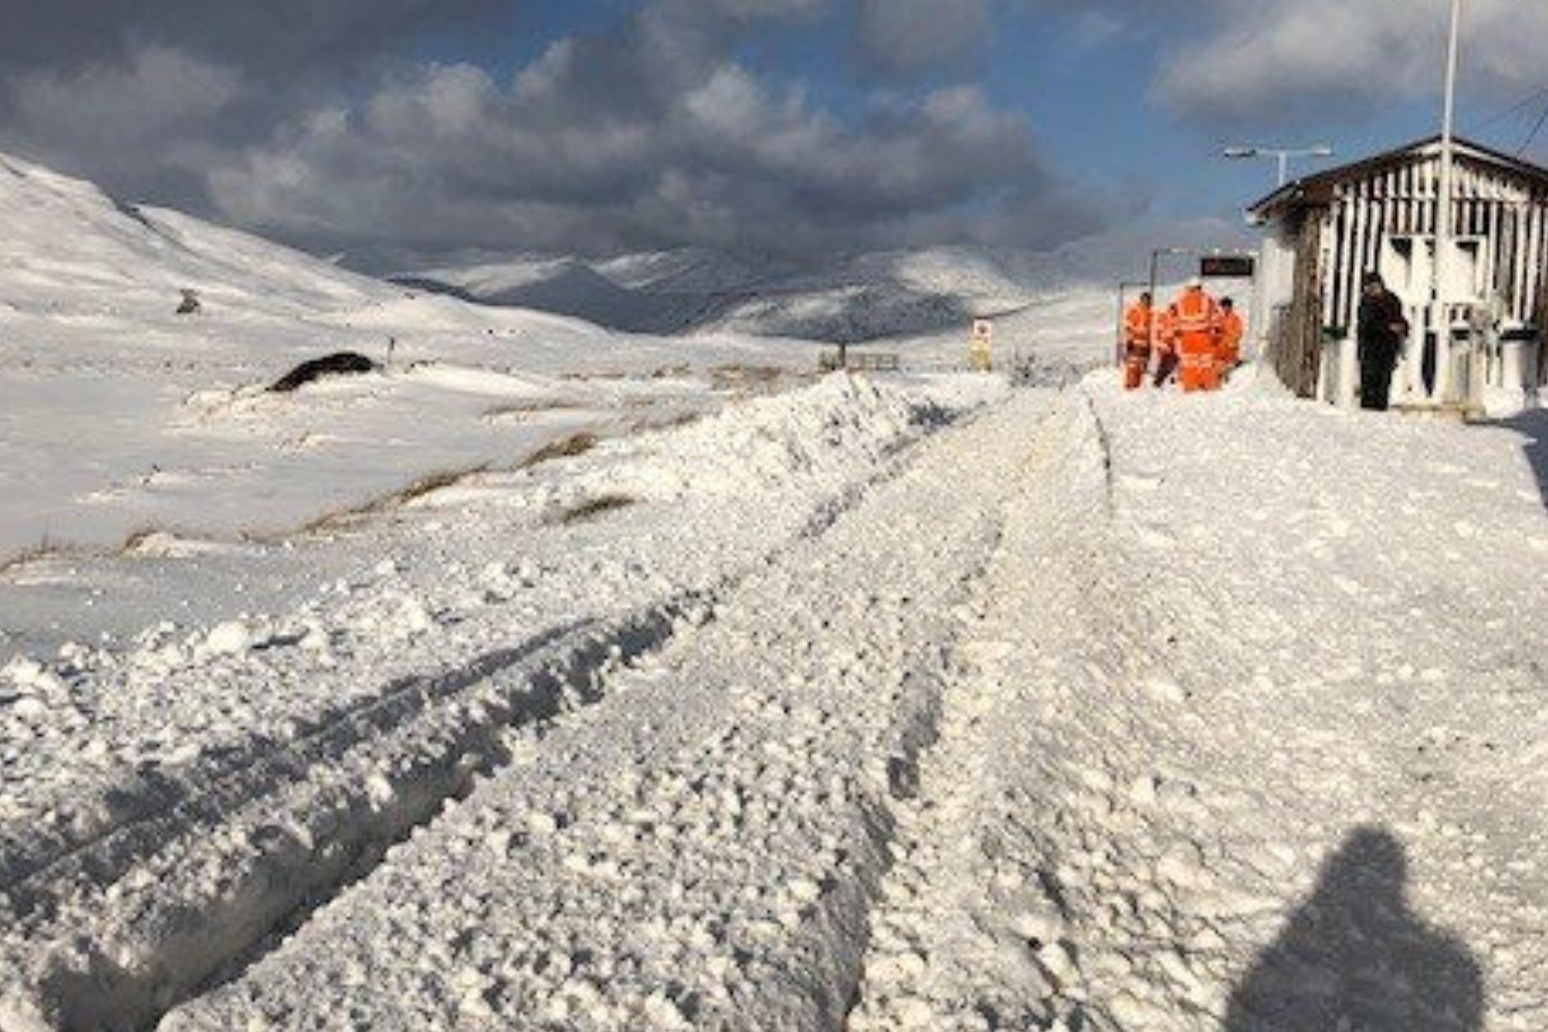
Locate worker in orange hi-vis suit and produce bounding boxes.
[1121,291,1154,390]
[1173,278,1224,392]
[1217,297,1245,383]
[1152,303,1180,387]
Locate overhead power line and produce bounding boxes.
[1518,96,1548,158]
[1468,83,1548,135]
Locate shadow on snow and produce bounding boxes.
[1223,825,1482,1032]
[1488,408,1548,522]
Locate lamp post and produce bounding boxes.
[1222,144,1334,186]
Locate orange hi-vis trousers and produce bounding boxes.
[1123,345,1150,389]
[1178,334,1219,392]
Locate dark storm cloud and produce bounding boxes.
[206,62,1104,259]
[0,0,511,205]
[0,0,1107,261]
[0,0,507,71]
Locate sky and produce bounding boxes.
[3,0,1547,269]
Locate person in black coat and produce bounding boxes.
[1356,272,1409,411]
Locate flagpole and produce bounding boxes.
[1431,0,1463,401]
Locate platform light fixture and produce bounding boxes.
[1222,144,1335,187]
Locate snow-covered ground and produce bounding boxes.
[7,151,1546,1032]
[4,354,1548,1030]
[887,289,1126,382]
[0,371,1007,1031]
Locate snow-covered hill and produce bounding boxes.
[0,153,814,568]
[0,153,391,319]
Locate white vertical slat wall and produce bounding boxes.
[1317,152,1548,334]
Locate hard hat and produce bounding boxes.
[1186,275,1203,288]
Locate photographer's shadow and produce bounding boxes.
[1224,826,1482,1032]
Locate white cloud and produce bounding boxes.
[1155,0,1548,125]
[855,0,992,75]
[8,45,243,150]
[364,64,495,139]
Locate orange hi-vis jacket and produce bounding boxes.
[1155,305,1179,354]
[1218,309,1244,365]
[1124,300,1153,349]
[1174,287,1222,353]
[1121,300,1154,389]
[1174,286,1222,391]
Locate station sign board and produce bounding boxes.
[1200,255,1256,278]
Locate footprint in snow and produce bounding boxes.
[1144,677,1188,703]
[1135,525,1176,550]
[1118,473,1163,493]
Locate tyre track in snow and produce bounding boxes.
[847,386,1288,1032]
[847,389,1143,1032]
[156,391,1061,1032]
[0,377,936,899]
[0,378,996,1032]
[1,600,700,1032]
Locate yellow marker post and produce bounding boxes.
[970,319,994,372]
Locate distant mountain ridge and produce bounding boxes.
[398,246,1040,343]
[397,219,1252,343]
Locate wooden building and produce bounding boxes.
[1248,135,1548,407]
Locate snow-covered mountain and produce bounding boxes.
[401,245,1046,342]
[398,217,1252,343]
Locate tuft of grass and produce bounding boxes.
[710,364,786,389]
[549,493,637,526]
[520,432,599,469]
[121,526,166,554]
[483,400,582,423]
[0,541,62,575]
[397,467,482,504]
[303,464,489,534]
[0,534,97,574]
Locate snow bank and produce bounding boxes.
[0,373,995,1031]
[574,374,933,502]
[854,379,1548,1032]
